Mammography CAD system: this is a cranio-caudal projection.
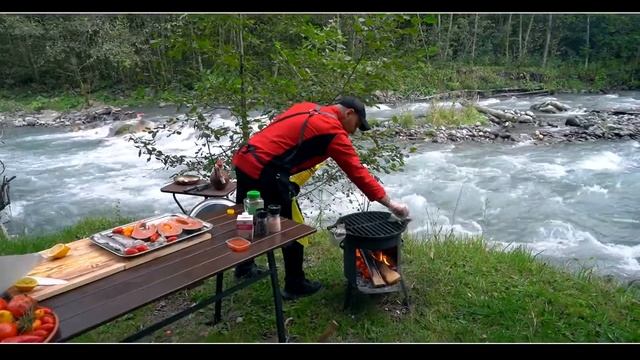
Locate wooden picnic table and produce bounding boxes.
[40,204,316,343]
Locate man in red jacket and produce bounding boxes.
[232,96,410,300]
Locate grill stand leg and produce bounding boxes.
[343,241,357,311]
[344,283,355,310]
[399,277,410,307]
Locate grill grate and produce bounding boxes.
[337,211,406,239]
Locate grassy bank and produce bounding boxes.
[387,62,639,97]
[2,218,639,342]
[1,64,636,114]
[0,87,179,113]
[0,216,133,253]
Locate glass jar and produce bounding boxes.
[254,209,268,237]
[267,204,281,233]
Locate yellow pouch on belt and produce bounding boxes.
[290,162,324,247]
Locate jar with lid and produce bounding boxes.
[243,190,264,216]
[254,209,268,237]
[267,204,281,233]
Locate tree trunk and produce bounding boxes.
[505,14,512,63]
[442,14,453,61]
[350,15,357,58]
[518,14,523,60]
[584,15,590,69]
[542,14,552,67]
[336,14,341,52]
[12,35,36,83]
[470,102,521,124]
[471,14,478,63]
[155,45,167,88]
[22,35,41,83]
[238,15,249,142]
[416,14,430,61]
[73,58,91,108]
[523,15,534,59]
[437,14,441,46]
[145,58,157,88]
[189,21,200,74]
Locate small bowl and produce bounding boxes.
[43,311,60,343]
[226,237,251,252]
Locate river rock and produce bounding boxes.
[95,107,112,116]
[517,115,534,123]
[531,100,571,113]
[565,117,582,127]
[499,132,513,140]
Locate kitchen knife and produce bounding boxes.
[29,276,69,286]
[184,183,209,193]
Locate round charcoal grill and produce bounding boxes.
[329,211,410,309]
[330,211,408,249]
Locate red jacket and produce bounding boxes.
[232,102,386,201]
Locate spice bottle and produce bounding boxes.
[243,190,264,216]
[254,209,268,237]
[267,204,281,234]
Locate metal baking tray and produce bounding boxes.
[89,213,213,258]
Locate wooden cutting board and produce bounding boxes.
[7,233,212,301]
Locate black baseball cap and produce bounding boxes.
[336,96,370,131]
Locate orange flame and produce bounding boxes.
[372,251,395,267]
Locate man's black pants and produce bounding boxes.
[235,167,306,286]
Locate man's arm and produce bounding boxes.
[327,132,410,218]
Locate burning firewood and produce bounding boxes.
[377,262,401,285]
[366,250,401,285]
[358,249,386,287]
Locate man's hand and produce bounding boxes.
[388,201,409,219]
[377,195,410,219]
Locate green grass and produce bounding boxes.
[390,113,416,129]
[386,62,639,98]
[425,104,486,128]
[3,218,638,343]
[0,93,86,112]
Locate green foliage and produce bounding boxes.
[0,14,637,98]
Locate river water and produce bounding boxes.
[1,92,639,281]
